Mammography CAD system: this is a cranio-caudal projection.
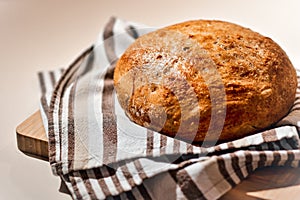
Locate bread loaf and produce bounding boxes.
[113,20,297,143]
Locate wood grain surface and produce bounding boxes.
[16,111,48,161]
[16,111,300,199]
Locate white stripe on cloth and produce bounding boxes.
[100,168,119,196]
[42,71,54,105]
[39,69,64,137]
[115,168,133,192]
[234,151,249,178]
[138,157,178,178]
[113,18,137,58]
[53,97,61,163]
[88,178,106,199]
[175,185,187,200]
[278,151,288,166]
[125,161,143,185]
[187,158,230,200]
[61,86,71,174]
[61,177,77,200]
[152,132,161,157]
[220,153,241,184]
[87,170,106,200]
[73,173,91,200]
[116,115,148,160]
[39,101,49,136]
[276,126,299,140]
[166,136,175,154]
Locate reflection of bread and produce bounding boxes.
[114,20,297,142]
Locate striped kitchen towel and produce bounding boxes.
[39,17,300,200]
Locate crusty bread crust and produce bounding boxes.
[114,20,297,142]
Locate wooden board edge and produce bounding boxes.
[16,110,49,160]
[16,130,49,161]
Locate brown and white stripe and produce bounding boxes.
[39,17,300,199]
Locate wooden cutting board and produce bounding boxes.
[16,111,48,161]
[16,111,300,199]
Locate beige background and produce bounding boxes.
[0,0,300,199]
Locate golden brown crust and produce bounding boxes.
[114,20,297,142]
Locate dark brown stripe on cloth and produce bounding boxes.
[273,140,285,150]
[49,71,56,87]
[267,141,275,150]
[133,160,148,180]
[38,72,46,94]
[279,138,293,150]
[79,170,98,199]
[214,145,221,152]
[290,107,300,112]
[105,196,114,200]
[102,17,119,165]
[120,162,136,188]
[111,195,121,200]
[244,151,253,174]
[48,120,56,164]
[67,83,76,170]
[100,165,114,177]
[284,151,295,167]
[103,165,123,194]
[227,142,235,149]
[272,141,281,150]
[294,96,300,101]
[257,152,267,168]
[49,74,77,167]
[120,162,149,198]
[103,17,118,64]
[173,139,180,154]
[78,50,95,77]
[105,165,117,176]
[169,169,207,200]
[102,80,115,112]
[136,184,152,200]
[286,137,300,149]
[58,84,64,162]
[146,129,154,156]
[69,172,83,199]
[253,144,263,151]
[186,144,194,154]
[119,162,150,199]
[217,157,236,187]
[102,114,118,164]
[108,191,136,200]
[40,97,49,118]
[93,168,112,197]
[125,190,137,200]
[271,151,281,166]
[262,129,277,142]
[125,25,139,39]
[160,135,167,155]
[107,190,136,200]
[38,72,49,117]
[230,153,245,181]
[48,47,93,167]
[292,101,300,107]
